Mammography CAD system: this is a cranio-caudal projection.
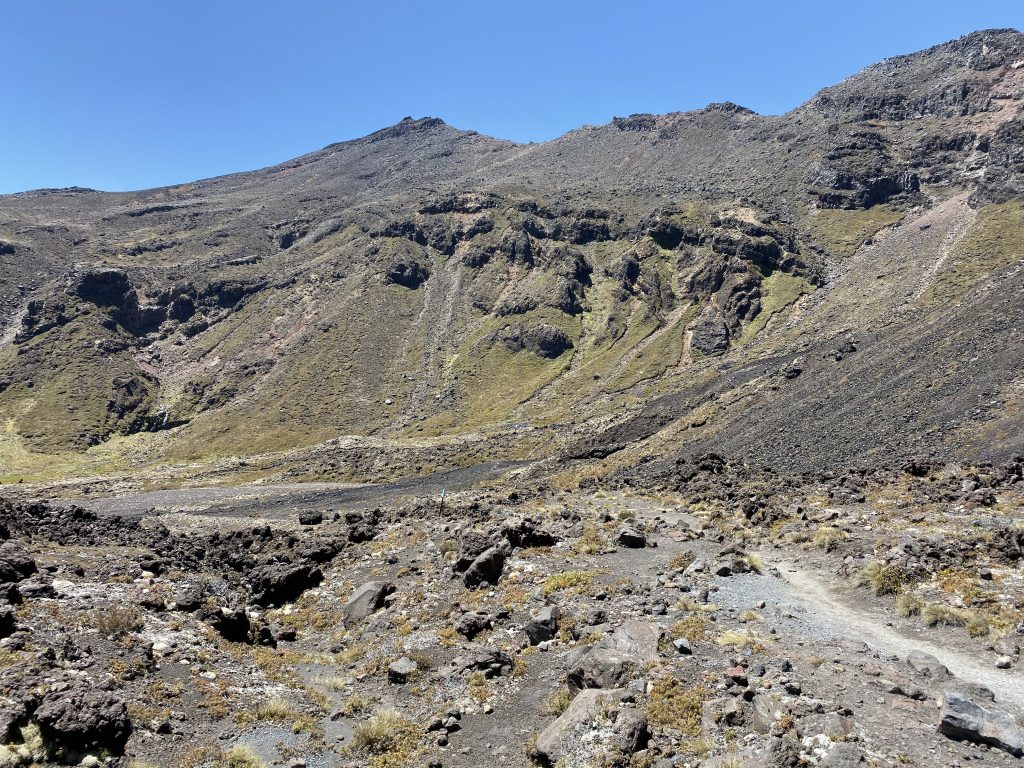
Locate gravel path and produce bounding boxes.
[711,553,1024,717]
[71,460,528,518]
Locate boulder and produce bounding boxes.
[567,621,661,694]
[201,605,251,643]
[248,561,323,607]
[691,313,730,355]
[463,543,509,588]
[525,605,561,645]
[616,527,647,548]
[0,542,36,584]
[454,610,492,639]
[501,517,558,548]
[343,581,395,625]
[455,529,495,571]
[388,656,418,684]
[534,688,647,767]
[937,690,1023,756]
[34,681,131,752]
[907,650,951,682]
[453,649,514,678]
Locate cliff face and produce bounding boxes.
[1,30,1023,477]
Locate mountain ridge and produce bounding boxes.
[1,28,1023,485]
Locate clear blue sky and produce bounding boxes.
[1,1,1021,194]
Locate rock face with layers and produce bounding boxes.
[937,691,1023,757]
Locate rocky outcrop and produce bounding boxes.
[937,691,1023,756]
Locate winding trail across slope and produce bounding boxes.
[707,551,1024,717]
[639,502,1024,717]
[771,558,1024,715]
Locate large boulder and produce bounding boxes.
[455,529,495,571]
[906,650,952,682]
[567,621,661,694]
[534,688,647,767]
[343,581,394,626]
[937,690,1023,756]
[0,542,37,585]
[525,605,561,645]
[34,681,131,753]
[691,313,730,355]
[463,542,510,588]
[247,560,322,607]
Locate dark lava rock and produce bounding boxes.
[463,543,510,588]
[455,610,492,640]
[200,605,251,643]
[499,323,574,359]
[248,561,323,607]
[937,690,1023,756]
[35,680,131,753]
[691,313,730,355]
[0,607,16,639]
[502,517,559,548]
[0,541,37,584]
[616,526,647,548]
[384,260,431,289]
[524,605,560,645]
[455,529,496,572]
[344,581,395,625]
[298,511,324,526]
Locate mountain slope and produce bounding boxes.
[1,29,1023,482]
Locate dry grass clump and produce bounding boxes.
[921,604,990,636]
[468,670,490,702]
[811,525,848,552]
[542,570,594,596]
[645,678,709,735]
[716,629,770,652]
[339,693,374,716]
[88,605,144,637]
[668,615,709,642]
[575,524,610,555]
[237,698,320,735]
[674,597,717,613]
[895,593,923,617]
[856,561,906,595]
[668,551,696,572]
[225,746,266,768]
[351,709,422,767]
[545,688,571,716]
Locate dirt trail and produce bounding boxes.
[625,499,1024,717]
[764,556,1024,716]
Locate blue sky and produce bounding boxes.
[1,1,1021,194]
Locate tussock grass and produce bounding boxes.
[716,629,770,652]
[668,615,709,642]
[88,605,144,636]
[645,678,709,735]
[921,604,989,636]
[895,593,923,617]
[542,570,594,596]
[856,561,906,595]
[545,688,571,716]
[351,709,422,767]
[811,525,848,552]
